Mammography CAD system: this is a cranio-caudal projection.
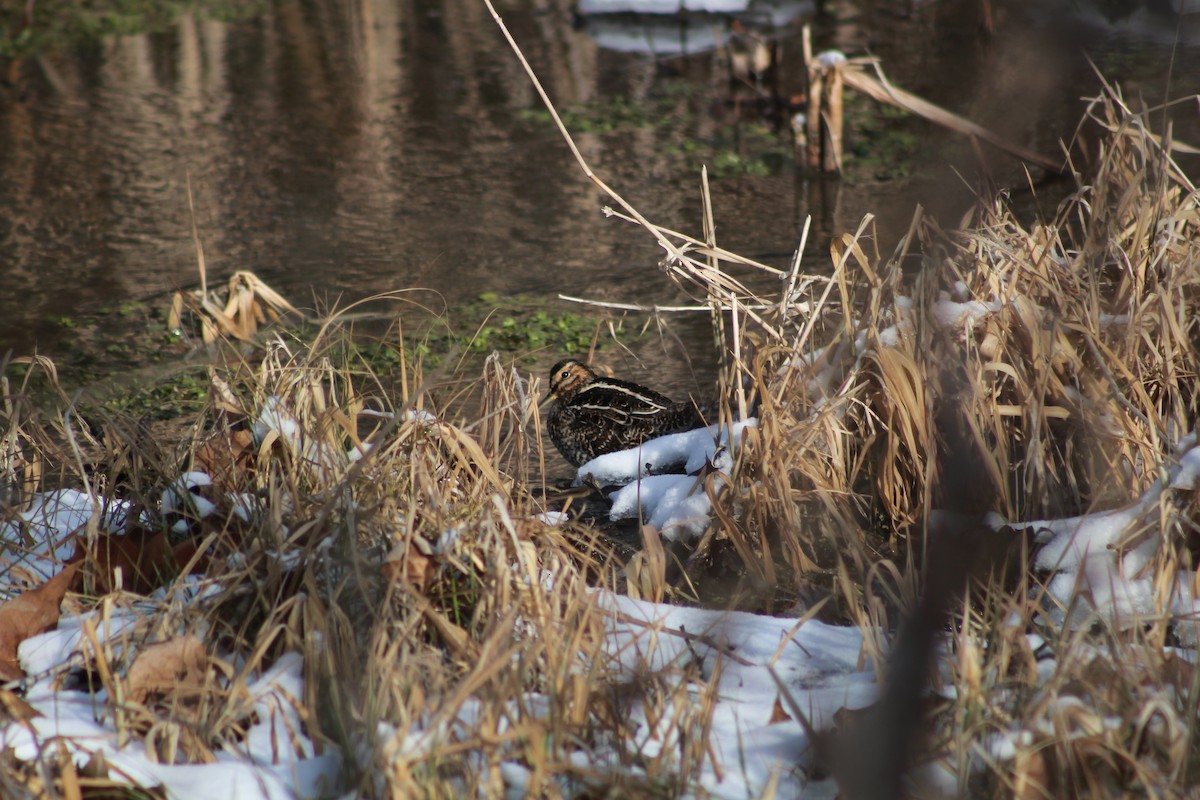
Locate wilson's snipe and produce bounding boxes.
[544,358,705,467]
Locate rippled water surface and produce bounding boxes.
[2,0,1198,378]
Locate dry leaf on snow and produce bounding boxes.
[768,695,793,724]
[194,428,256,492]
[0,562,82,681]
[127,636,211,706]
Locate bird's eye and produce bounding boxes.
[561,370,570,378]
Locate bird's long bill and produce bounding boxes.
[538,389,555,409]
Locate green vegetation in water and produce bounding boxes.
[340,292,623,378]
[10,286,626,425]
[464,293,599,356]
[8,293,198,419]
[520,97,656,134]
[844,100,920,182]
[710,151,767,178]
[705,117,787,178]
[54,300,182,377]
[96,368,210,419]
[0,0,267,60]
[11,349,208,422]
[520,80,791,180]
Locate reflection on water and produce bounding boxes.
[1,0,1197,362]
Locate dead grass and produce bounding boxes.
[694,84,1200,794]
[3,71,1200,799]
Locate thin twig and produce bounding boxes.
[483,0,689,267]
[603,207,789,276]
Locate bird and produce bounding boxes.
[543,358,706,467]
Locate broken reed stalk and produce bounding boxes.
[700,166,729,399]
[600,207,788,277]
[841,58,1065,173]
[824,57,845,173]
[698,169,749,422]
[802,26,846,173]
[802,26,823,172]
[801,24,1071,175]
[778,215,812,323]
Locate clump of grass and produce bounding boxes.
[5,40,1200,799]
[486,10,1200,790]
[4,298,671,795]
[685,82,1200,791]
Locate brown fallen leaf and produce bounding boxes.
[381,540,434,592]
[194,428,256,493]
[768,695,793,724]
[1013,744,1053,800]
[126,636,210,706]
[0,562,82,681]
[207,371,247,419]
[69,530,209,596]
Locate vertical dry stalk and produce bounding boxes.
[822,55,845,173]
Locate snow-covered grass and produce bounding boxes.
[4,85,1200,799]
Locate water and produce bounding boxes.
[1,0,1197,381]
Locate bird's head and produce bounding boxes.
[543,358,595,404]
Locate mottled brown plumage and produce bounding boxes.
[544,359,705,467]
